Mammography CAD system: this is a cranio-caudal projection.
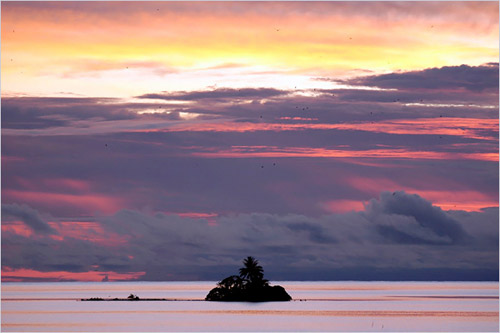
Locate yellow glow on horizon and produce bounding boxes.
[1,2,498,97]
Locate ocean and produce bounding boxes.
[1,281,498,332]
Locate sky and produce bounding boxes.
[1,1,499,282]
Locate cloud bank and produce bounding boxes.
[344,63,499,92]
[2,64,497,281]
[2,192,497,281]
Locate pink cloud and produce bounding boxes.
[4,116,497,142]
[320,200,365,213]
[139,117,498,142]
[176,212,218,226]
[188,145,497,162]
[10,177,92,193]
[1,221,34,238]
[410,190,499,212]
[50,221,130,246]
[2,156,26,163]
[337,117,499,141]
[1,267,145,282]
[40,178,92,192]
[3,189,124,214]
[344,177,401,196]
[2,221,130,246]
[279,116,319,121]
[345,176,498,212]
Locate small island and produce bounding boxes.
[205,257,292,302]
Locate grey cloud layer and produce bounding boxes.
[342,63,499,92]
[3,64,498,134]
[2,192,497,281]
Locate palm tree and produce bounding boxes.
[239,256,268,287]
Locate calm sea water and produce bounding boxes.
[1,281,498,332]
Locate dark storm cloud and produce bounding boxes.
[2,192,497,281]
[342,63,499,92]
[365,191,468,244]
[1,203,58,235]
[137,87,288,101]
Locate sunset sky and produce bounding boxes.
[1,1,499,282]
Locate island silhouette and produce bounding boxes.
[205,256,292,302]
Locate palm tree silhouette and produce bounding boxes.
[239,256,268,287]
